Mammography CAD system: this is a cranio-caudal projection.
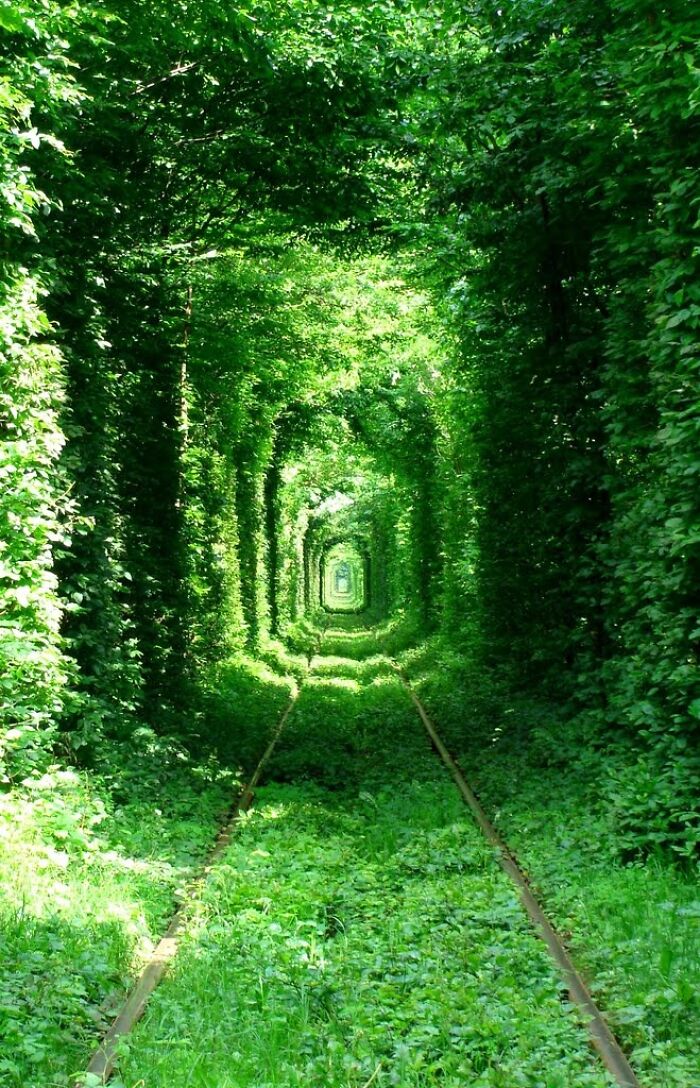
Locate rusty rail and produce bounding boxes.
[76,636,640,1088]
[76,691,300,1086]
[396,668,642,1088]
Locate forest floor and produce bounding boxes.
[116,636,613,1088]
[404,641,700,1088]
[1,625,697,1088]
[0,657,294,1088]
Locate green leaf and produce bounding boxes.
[0,4,27,33]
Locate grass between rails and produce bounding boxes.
[0,655,294,1088]
[402,639,700,1088]
[297,613,421,662]
[8,623,692,1088]
[117,655,615,1088]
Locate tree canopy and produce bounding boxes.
[2,0,698,848]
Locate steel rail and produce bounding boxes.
[396,669,642,1088]
[76,689,301,1086]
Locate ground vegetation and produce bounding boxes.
[1,1,698,1085]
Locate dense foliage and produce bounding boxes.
[119,651,616,1088]
[1,14,698,1081]
[413,0,700,853]
[1,0,409,768]
[0,0,82,779]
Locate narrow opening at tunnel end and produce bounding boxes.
[322,542,368,614]
[5,6,699,1086]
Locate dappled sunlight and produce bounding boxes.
[3,1,697,1085]
[310,654,367,671]
[119,648,614,1088]
[309,653,392,685]
[305,675,362,693]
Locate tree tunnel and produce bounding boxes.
[4,11,699,1081]
[320,542,370,614]
[4,0,696,899]
[295,474,403,629]
[320,544,366,613]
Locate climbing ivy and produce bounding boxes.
[409,0,700,852]
[1,0,697,852]
[0,1,86,778]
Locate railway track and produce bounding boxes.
[394,667,640,1088]
[77,635,641,1088]
[78,692,301,1086]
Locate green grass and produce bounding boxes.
[257,637,313,683]
[0,750,231,1088]
[308,652,391,683]
[9,624,694,1088]
[403,639,700,1088]
[318,613,420,661]
[117,661,615,1088]
[196,653,297,767]
[0,655,294,1088]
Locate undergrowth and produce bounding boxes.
[403,638,700,1088]
[117,655,615,1088]
[0,655,294,1088]
[6,626,696,1088]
